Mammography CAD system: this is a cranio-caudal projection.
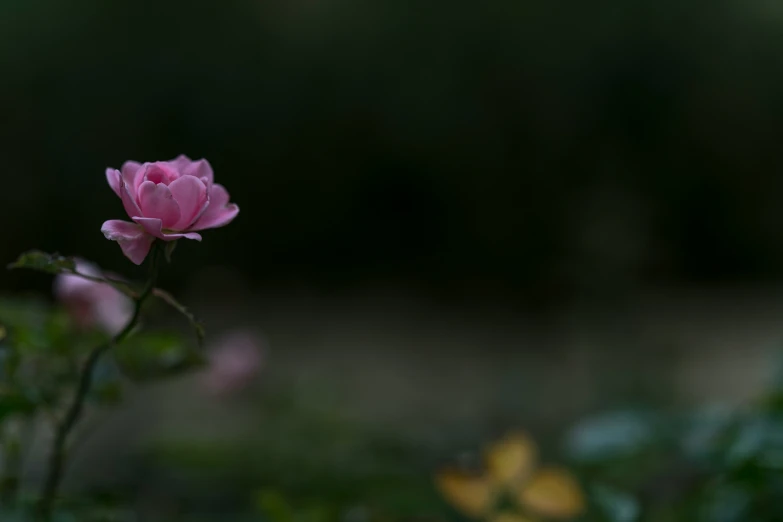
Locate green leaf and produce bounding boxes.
[0,297,50,333]
[701,483,751,522]
[297,504,332,522]
[113,331,205,382]
[592,484,639,522]
[0,509,26,522]
[7,251,138,298]
[255,489,294,522]
[0,388,36,421]
[7,250,75,274]
[566,410,657,462]
[152,288,205,346]
[681,404,736,462]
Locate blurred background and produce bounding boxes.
[3,0,783,519]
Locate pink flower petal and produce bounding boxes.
[133,217,203,242]
[120,160,144,192]
[190,184,239,231]
[138,181,181,229]
[192,183,212,223]
[54,259,101,302]
[169,176,208,230]
[168,154,193,171]
[184,158,214,185]
[101,220,155,265]
[106,168,121,197]
[54,259,133,333]
[120,179,143,219]
[167,155,214,185]
[203,330,265,396]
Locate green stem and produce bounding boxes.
[36,243,162,520]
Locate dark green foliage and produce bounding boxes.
[114,332,205,382]
[7,252,76,276]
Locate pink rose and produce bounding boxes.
[101,155,239,264]
[202,330,265,396]
[54,260,133,334]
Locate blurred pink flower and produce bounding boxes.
[102,155,240,265]
[54,260,133,334]
[203,330,265,395]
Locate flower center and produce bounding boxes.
[144,164,178,185]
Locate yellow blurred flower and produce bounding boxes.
[435,431,585,520]
[517,467,585,519]
[485,432,537,486]
[435,469,495,518]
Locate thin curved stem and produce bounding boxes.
[36,244,161,520]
